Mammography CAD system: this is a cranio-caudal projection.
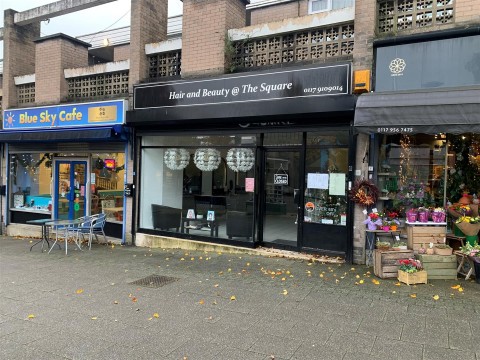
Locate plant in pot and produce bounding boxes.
[426,242,435,255]
[418,243,427,254]
[434,244,453,256]
[392,241,407,250]
[376,241,391,251]
[460,242,480,284]
[364,211,383,231]
[397,258,427,285]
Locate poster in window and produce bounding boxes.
[307,173,329,189]
[329,173,346,195]
[207,210,215,221]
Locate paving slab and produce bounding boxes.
[0,236,479,360]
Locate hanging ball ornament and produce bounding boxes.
[194,148,221,171]
[226,148,255,172]
[163,148,190,171]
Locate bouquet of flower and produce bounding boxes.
[448,204,473,218]
[398,258,423,273]
[455,216,480,236]
[364,212,383,230]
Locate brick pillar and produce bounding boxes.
[2,9,40,109]
[129,0,168,91]
[182,0,248,78]
[34,34,89,105]
[352,0,376,71]
[456,0,480,23]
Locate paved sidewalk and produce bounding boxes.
[0,236,479,360]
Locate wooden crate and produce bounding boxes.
[415,254,457,280]
[407,224,447,251]
[374,249,414,279]
[398,270,428,285]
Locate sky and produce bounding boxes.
[0,0,184,59]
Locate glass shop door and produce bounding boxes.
[54,160,88,220]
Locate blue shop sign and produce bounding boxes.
[3,100,127,130]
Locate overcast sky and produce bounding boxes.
[0,0,183,59]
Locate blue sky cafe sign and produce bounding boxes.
[3,100,127,130]
[134,64,350,109]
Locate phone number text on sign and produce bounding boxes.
[377,127,414,133]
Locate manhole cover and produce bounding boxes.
[129,274,179,288]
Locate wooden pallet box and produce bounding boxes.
[415,254,457,280]
[398,270,428,285]
[374,249,414,279]
[407,224,447,251]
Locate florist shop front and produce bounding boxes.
[127,63,357,261]
[354,30,480,271]
[0,100,130,242]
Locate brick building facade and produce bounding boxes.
[1,0,479,263]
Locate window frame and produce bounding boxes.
[308,0,331,14]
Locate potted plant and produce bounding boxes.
[418,243,427,254]
[417,206,430,223]
[431,207,446,223]
[364,211,383,230]
[460,242,480,284]
[455,216,480,246]
[434,244,453,256]
[397,258,427,285]
[392,241,407,250]
[376,241,391,251]
[426,242,435,255]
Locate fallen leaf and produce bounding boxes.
[148,317,153,321]
[91,317,98,320]
[372,279,380,285]
[218,271,223,275]
[212,300,217,305]
[199,299,205,305]
[335,279,339,284]
[355,275,360,279]
[281,277,286,281]
[76,289,84,294]
[410,294,417,298]
[191,257,195,261]
[394,282,401,286]
[350,267,355,271]
[458,287,464,292]
[286,271,291,275]
[111,244,114,249]
[214,284,219,288]
[27,314,35,319]
[230,295,236,301]
[246,262,250,266]
[153,313,159,318]
[319,274,324,278]
[282,289,288,295]
[451,285,461,289]
[359,280,364,284]
[227,268,232,272]
[433,295,440,301]
[131,297,137,303]
[113,300,119,304]
[180,258,185,261]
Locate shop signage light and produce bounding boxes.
[226,148,254,172]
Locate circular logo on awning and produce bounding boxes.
[389,58,406,76]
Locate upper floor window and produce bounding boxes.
[309,0,354,14]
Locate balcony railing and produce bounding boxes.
[378,0,455,34]
[231,23,354,70]
[67,71,129,101]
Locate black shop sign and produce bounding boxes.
[133,64,350,109]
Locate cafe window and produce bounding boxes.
[9,153,53,212]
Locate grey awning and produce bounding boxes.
[354,87,480,134]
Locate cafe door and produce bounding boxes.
[54,160,88,220]
[261,150,302,249]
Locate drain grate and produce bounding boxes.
[129,274,179,288]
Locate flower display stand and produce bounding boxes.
[398,270,428,285]
[454,251,475,280]
[415,254,457,280]
[365,229,401,266]
[374,249,414,279]
[406,222,447,252]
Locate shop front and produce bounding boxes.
[128,63,356,261]
[354,30,480,251]
[1,100,129,242]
